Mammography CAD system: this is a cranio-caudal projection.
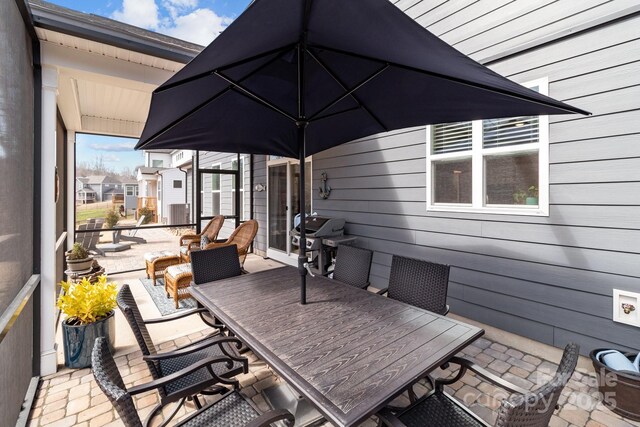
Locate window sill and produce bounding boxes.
[426,204,549,217]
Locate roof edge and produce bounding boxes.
[29,0,202,64]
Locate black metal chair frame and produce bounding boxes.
[377,343,580,427]
[91,337,294,427]
[117,284,248,426]
[326,245,373,290]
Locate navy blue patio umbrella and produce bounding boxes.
[136,0,588,304]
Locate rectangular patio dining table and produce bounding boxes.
[191,266,484,427]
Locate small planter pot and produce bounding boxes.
[525,197,538,205]
[62,311,116,368]
[66,256,94,272]
[590,348,640,421]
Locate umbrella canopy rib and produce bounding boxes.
[307,63,389,122]
[155,44,297,94]
[141,45,299,147]
[305,48,389,132]
[311,43,590,116]
[215,71,298,123]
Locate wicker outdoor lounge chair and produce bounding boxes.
[180,215,225,262]
[116,285,248,422]
[201,220,259,267]
[92,337,295,427]
[190,244,243,329]
[377,343,580,427]
[377,255,450,316]
[328,245,373,290]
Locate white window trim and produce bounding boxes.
[426,77,549,216]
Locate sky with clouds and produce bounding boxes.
[47,0,253,174]
[75,133,143,175]
[47,0,252,45]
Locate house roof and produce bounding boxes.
[120,177,138,184]
[28,0,202,63]
[137,167,163,175]
[77,177,89,183]
[86,175,121,184]
[76,188,96,194]
[103,188,124,194]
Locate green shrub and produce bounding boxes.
[105,209,119,228]
[138,207,153,224]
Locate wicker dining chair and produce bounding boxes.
[329,245,373,290]
[202,220,259,267]
[116,284,247,422]
[92,337,295,427]
[378,255,450,316]
[190,245,243,330]
[180,215,225,262]
[376,255,451,403]
[377,343,580,427]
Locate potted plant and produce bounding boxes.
[65,242,93,272]
[57,275,117,368]
[513,189,527,205]
[526,185,539,205]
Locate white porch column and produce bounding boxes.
[40,66,59,376]
[66,130,76,251]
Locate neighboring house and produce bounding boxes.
[75,177,96,204]
[82,175,123,202]
[120,176,138,213]
[137,149,194,224]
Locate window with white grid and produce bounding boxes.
[426,78,549,216]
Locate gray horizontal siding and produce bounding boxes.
[313,6,640,354]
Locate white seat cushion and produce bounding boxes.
[165,263,192,279]
[180,246,189,255]
[144,250,178,263]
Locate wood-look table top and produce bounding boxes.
[191,266,484,427]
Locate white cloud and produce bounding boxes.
[161,8,233,45]
[111,0,232,46]
[89,142,136,152]
[162,0,198,19]
[111,0,160,29]
[102,154,122,163]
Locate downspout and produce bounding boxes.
[178,165,189,225]
[155,170,164,224]
[178,166,188,203]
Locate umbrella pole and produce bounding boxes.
[298,124,307,304]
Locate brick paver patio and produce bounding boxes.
[95,224,190,274]
[31,232,640,426]
[29,331,640,427]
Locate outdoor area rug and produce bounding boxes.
[139,278,197,315]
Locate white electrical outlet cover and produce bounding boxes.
[613,289,640,327]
